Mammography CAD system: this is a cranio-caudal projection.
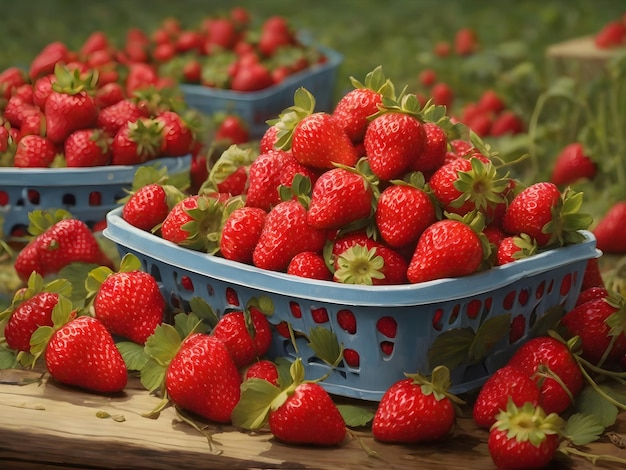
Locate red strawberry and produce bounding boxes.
[364,96,426,180]
[231,61,274,91]
[212,306,272,368]
[275,88,358,170]
[488,402,563,470]
[409,121,447,173]
[502,182,591,247]
[125,62,159,97]
[14,218,112,282]
[407,219,485,284]
[595,20,626,48]
[580,257,605,291]
[372,367,463,443]
[550,142,596,187]
[3,291,60,353]
[29,41,70,80]
[507,336,583,415]
[495,233,537,266]
[96,98,145,136]
[92,270,165,345]
[575,286,608,307]
[18,110,46,139]
[64,128,112,167]
[215,115,250,145]
[155,110,193,157]
[307,165,376,231]
[252,199,327,272]
[259,124,279,153]
[216,165,249,195]
[220,206,267,264]
[165,333,242,423]
[0,66,27,100]
[122,183,185,232]
[560,293,626,365]
[268,382,346,446]
[431,82,454,108]
[593,201,626,254]
[454,27,479,56]
[472,364,541,429]
[111,117,163,165]
[375,177,436,249]
[331,66,388,143]
[490,110,524,136]
[477,89,505,114]
[243,359,279,386]
[333,241,408,285]
[4,95,38,129]
[45,315,128,393]
[287,251,332,280]
[13,134,57,168]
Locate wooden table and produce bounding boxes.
[1,370,626,469]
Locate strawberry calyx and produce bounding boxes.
[51,63,98,96]
[370,89,422,122]
[348,65,395,99]
[405,365,465,406]
[118,164,187,205]
[131,84,187,116]
[200,144,255,194]
[127,117,165,160]
[509,233,539,260]
[491,400,564,445]
[333,244,385,285]
[544,187,593,247]
[451,156,510,216]
[84,252,143,306]
[271,87,317,151]
[26,209,74,237]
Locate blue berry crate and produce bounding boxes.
[104,206,600,401]
[0,155,191,235]
[180,44,343,139]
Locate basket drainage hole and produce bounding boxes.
[89,191,102,206]
[180,276,194,292]
[380,341,394,356]
[432,309,444,331]
[337,309,356,334]
[225,287,239,306]
[343,349,360,368]
[376,316,397,338]
[289,301,302,318]
[509,314,526,344]
[311,307,328,324]
[27,189,40,205]
[0,191,8,206]
[62,193,76,206]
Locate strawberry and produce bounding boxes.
[44,314,128,394]
[220,206,267,264]
[64,128,112,167]
[165,333,242,423]
[333,241,408,285]
[506,335,583,415]
[3,290,60,353]
[488,401,564,470]
[407,218,486,284]
[273,88,359,170]
[550,142,596,187]
[490,110,524,136]
[29,41,70,80]
[216,165,249,195]
[45,66,98,144]
[111,117,163,165]
[306,163,376,231]
[287,251,332,280]
[331,66,389,143]
[580,257,605,291]
[4,95,38,129]
[364,94,427,180]
[252,199,327,272]
[502,183,591,248]
[372,366,463,443]
[259,124,279,153]
[212,304,272,368]
[454,27,479,56]
[593,201,626,254]
[122,183,185,232]
[231,61,274,91]
[595,20,626,48]
[560,293,626,365]
[96,98,145,136]
[409,121,448,173]
[14,216,112,282]
[472,364,541,429]
[431,82,454,108]
[495,233,537,266]
[125,62,159,97]
[215,115,250,145]
[154,110,193,157]
[477,89,505,114]
[13,134,57,168]
[575,286,609,307]
[375,175,436,249]
[243,359,279,386]
[18,109,46,139]
[91,268,165,345]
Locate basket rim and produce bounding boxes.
[0,154,191,186]
[179,44,343,102]
[104,206,600,307]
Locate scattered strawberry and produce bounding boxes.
[593,201,626,254]
[550,142,596,187]
[243,359,279,386]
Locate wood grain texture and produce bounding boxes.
[1,371,626,469]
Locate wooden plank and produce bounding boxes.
[1,371,626,469]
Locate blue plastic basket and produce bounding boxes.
[104,206,599,401]
[0,155,191,235]
[180,45,343,139]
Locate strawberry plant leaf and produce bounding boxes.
[117,340,149,372]
[336,404,375,428]
[530,305,564,337]
[0,347,17,370]
[187,297,219,330]
[468,314,511,363]
[274,356,294,388]
[307,326,342,366]
[564,413,605,446]
[231,377,281,430]
[58,262,97,305]
[118,253,142,273]
[140,358,167,393]
[85,266,114,298]
[574,384,620,428]
[144,323,182,365]
[428,327,476,371]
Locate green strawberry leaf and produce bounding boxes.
[231,377,282,430]
[247,296,275,317]
[336,404,375,428]
[274,356,294,388]
[563,413,605,446]
[468,314,511,363]
[118,253,143,273]
[140,358,167,393]
[85,265,114,299]
[428,327,476,371]
[0,347,18,370]
[187,297,219,330]
[58,262,98,306]
[530,305,564,338]
[27,209,73,236]
[574,384,620,428]
[307,326,342,367]
[144,323,182,365]
[117,340,149,372]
